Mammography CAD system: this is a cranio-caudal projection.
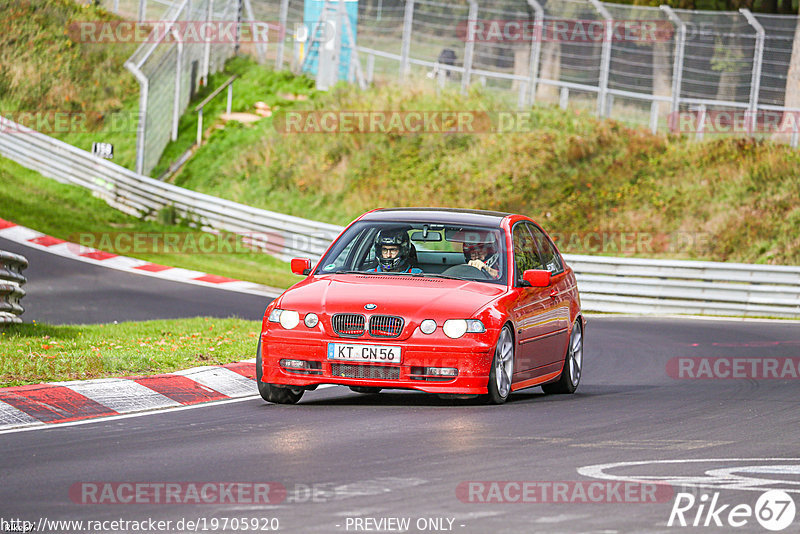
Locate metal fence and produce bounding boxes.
[96,0,800,172]
[121,0,242,175]
[568,254,800,317]
[0,251,28,324]
[262,0,800,142]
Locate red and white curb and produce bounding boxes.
[0,218,283,298]
[0,361,259,431]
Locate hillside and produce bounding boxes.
[168,59,800,265]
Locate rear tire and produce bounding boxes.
[542,319,583,394]
[485,325,514,404]
[256,342,304,404]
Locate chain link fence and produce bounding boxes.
[265,0,800,144]
[116,0,241,175]
[100,0,800,175]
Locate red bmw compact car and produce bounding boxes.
[257,208,584,404]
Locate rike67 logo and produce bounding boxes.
[578,459,800,532]
[668,490,796,530]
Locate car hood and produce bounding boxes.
[278,274,506,319]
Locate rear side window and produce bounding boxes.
[527,223,564,274]
[512,223,544,284]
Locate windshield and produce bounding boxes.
[314,221,507,284]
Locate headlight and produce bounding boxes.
[279,310,300,329]
[304,313,319,328]
[443,319,467,339]
[443,319,485,338]
[268,309,300,329]
[420,319,437,335]
[466,319,486,333]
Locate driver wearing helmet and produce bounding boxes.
[464,241,500,278]
[371,228,422,273]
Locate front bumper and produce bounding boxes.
[261,336,495,394]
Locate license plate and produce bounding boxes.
[327,343,402,364]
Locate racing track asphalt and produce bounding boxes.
[2,237,800,533]
[0,236,272,324]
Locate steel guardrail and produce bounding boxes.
[0,250,28,324]
[1,118,799,318]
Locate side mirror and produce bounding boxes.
[522,269,551,287]
[291,258,312,276]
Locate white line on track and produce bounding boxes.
[0,384,340,436]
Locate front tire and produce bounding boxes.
[542,319,583,394]
[486,325,514,404]
[256,342,304,404]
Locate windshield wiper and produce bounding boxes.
[412,273,468,281]
[327,270,470,282]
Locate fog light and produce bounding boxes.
[420,319,437,335]
[280,359,308,369]
[304,313,319,328]
[428,367,458,377]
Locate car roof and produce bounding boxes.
[360,208,513,226]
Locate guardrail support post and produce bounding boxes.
[399,0,414,79]
[740,9,765,134]
[366,54,375,84]
[461,0,478,95]
[696,104,706,141]
[172,26,183,142]
[661,6,686,132]
[560,86,569,109]
[589,0,613,117]
[276,0,290,69]
[650,101,660,134]
[197,108,204,146]
[125,61,149,175]
[526,0,544,106]
[202,0,213,86]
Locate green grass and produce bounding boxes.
[164,59,800,266]
[1,0,141,169]
[0,157,300,289]
[151,59,317,178]
[0,317,260,387]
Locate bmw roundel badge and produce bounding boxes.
[364,303,377,310]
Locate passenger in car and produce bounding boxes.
[463,242,500,278]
